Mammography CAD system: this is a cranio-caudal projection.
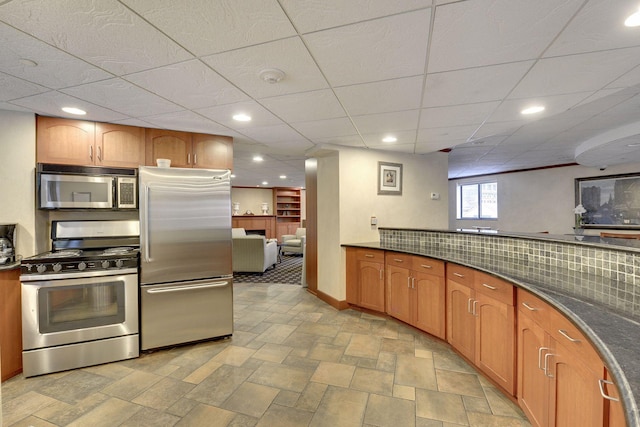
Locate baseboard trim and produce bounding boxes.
[315,289,349,310]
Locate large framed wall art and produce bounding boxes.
[575,173,640,229]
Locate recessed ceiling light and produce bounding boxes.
[262,181,268,185]
[382,136,397,143]
[62,107,87,115]
[253,155,263,162]
[233,113,251,122]
[625,9,640,27]
[627,142,640,147]
[279,175,287,179]
[230,174,236,178]
[521,105,545,115]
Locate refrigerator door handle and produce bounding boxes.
[143,185,151,262]
[145,281,230,294]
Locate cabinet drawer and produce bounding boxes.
[385,252,412,266]
[517,288,555,330]
[547,309,602,368]
[411,256,445,276]
[356,248,384,262]
[446,263,475,287]
[475,272,514,306]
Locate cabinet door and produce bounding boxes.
[0,269,22,381]
[386,264,412,324]
[604,370,626,427]
[345,248,359,305]
[95,123,145,168]
[192,134,233,169]
[413,270,445,339]
[145,129,192,167]
[446,279,474,361]
[358,260,385,312]
[548,339,604,427]
[36,117,95,166]
[475,292,515,394]
[517,312,548,427]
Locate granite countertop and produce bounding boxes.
[0,261,20,271]
[344,241,640,427]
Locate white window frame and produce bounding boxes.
[456,181,498,220]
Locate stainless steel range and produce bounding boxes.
[20,220,140,377]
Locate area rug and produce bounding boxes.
[233,254,303,285]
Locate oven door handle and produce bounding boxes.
[145,281,229,294]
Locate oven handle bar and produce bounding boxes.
[20,268,138,282]
[145,281,229,294]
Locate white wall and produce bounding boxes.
[231,187,273,215]
[314,146,450,301]
[449,163,640,235]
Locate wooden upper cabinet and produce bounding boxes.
[145,129,192,168]
[36,116,95,166]
[192,134,233,169]
[95,123,145,168]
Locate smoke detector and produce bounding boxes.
[259,68,285,84]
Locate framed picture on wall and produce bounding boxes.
[378,162,403,195]
[575,173,640,229]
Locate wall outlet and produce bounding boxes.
[370,216,378,226]
[430,192,440,200]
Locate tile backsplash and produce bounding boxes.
[379,229,640,320]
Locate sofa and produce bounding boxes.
[281,228,306,255]
[232,228,278,273]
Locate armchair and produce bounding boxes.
[232,228,278,273]
[281,228,306,255]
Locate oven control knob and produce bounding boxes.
[78,261,87,271]
[101,260,110,269]
[36,264,47,273]
[115,259,124,268]
[53,263,62,272]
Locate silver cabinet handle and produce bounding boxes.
[393,258,404,263]
[408,276,411,288]
[193,153,197,165]
[558,329,581,343]
[379,268,383,280]
[89,145,93,161]
[538,347,550,370]
[598,379,620,402]
[481,283,497,290]
[544,353,556,378]
[412,277,415,289]
[187,153,191,164]
[453,272,464,277]
[522,302,539,311]
[472,300,478,316]
[467,298,473,314]
[146,281,229,293]
[420,264,432,269]
[97,146,102,162]
[364,254,374,258]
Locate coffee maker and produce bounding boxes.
[0,224,16,265]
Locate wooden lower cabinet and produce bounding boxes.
[446,278,475,360]
[345,248,385,312]
[0,268,22,381]
[604,370,626,427]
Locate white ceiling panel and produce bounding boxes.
[203,37,328,99]
[370,143,416,153]
[416,125,484,144]
[260,89,345,123]
[423,62,533,107]
[607,66,640,89]
[10,91,128,122]
[414,140,462,154]
[487,92,592,123]
[0,0,193,75]
[61,78,183,117]
[0,73,48,101]
[352,111,420,135]
[291,117,359,140]
[420,102,500,129]
[428,0,584,73]
[196,101,284,129]
[139,110,232,135]
[280,0,431,33]
[239,124,308,145]
[335,76,424,116]
[362,129,417,147]
[314,135,366,148]
[509,47,640,99]
[121,0,295,56]
[303,9,430,87]
[123,60,250,110]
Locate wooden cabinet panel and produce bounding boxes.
[604,370,626,427]
[357,248,385,263]
[192,134,233,169]
[475,271,514,305]
[413,270,445,339]
[386,263,412,324]
[411,256,445,277]
[346,248,359,305]
[446,278,475,361]
[95,123,145,168]
[1,268,22,381]
[36,116,95,166]
[446,263,475,287]
[517,313,548,427]
[273,188,302,242]
[359,260,385,312]
[145,129,192,167]
[517,288,555,331]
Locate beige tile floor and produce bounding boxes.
[2,282,531,426]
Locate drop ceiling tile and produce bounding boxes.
[239,124,308,144]
[487,92,591,123]
[423,62,533,107]
[544,0,640,57]
[420,102,500,129]
[314,135,366,148]
[368,143,415,153]
[472,121,523,139]
[291,117,359,140]
[0,73,48,101]
[10,91,128,122]
[509,47,640,99]
[0,102,31,113]
[416,125,481,144]
[259,140,315,156]
[196,101,284,129]
[280,0,431,33]
[428,0,584,72]
[140,110,232,135]
[361,129,417,146]
[352,110,420,135]
[335,76,424,116]
[0,22,112,89]
[607,65,640,89]
[303,9,430,86]
[122,0,296,56]
[415,140,460,153]
[203,37,328,99]
[124,60,250,110]
[0,0,193,75]
[61,78,183,117]
[260,89,345,123]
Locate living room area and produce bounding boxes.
[231,186,307,286]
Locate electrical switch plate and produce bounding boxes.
[430,192,440,200]
[370,216,378,225]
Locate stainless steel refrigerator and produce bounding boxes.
[139,166,233,350]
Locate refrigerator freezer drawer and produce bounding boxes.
[140,278,233,350]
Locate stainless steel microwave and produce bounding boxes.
[37,164,137,210]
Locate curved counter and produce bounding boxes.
[344,228,640,427]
